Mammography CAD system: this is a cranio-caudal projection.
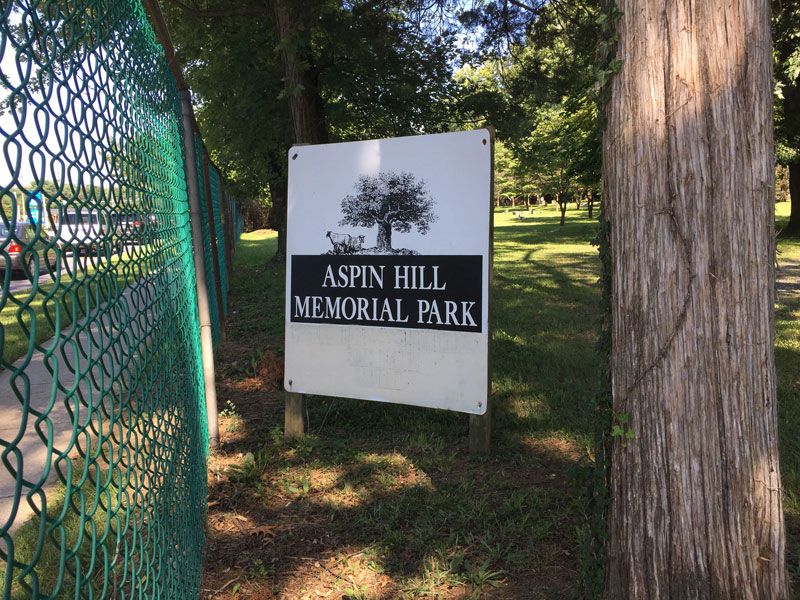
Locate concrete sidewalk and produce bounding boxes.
[0,283,150,534]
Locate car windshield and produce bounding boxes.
[65,212,100,225]
[0,224,33,241]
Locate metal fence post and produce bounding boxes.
[222,186,234,282]
[201,153,227,340]
[180,89,220,450]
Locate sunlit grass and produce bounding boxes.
[207,202,800,597]
[777,201,800,261]
[226,230,281,344]
[1,459,123,599]
[776,199,800,583]
[208,205,601,598]
[0,248,145,365]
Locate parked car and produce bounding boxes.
[55,208,105,255]
[0,222,57,275]
[111,211,146,248]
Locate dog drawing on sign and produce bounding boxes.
[326,231,365,254]
[346,235,365,253]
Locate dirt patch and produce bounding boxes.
[777,260,800,299]
[524,435,585,464]
[230,349,284,393]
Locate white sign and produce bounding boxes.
[284,129,492,414]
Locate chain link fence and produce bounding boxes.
[0,0,239,596]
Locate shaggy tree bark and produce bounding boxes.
[603,0,787,597]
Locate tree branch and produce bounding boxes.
[163,0,268,19]
[505,0,543,13]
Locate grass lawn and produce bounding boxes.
[203,202,800,598]
[776,199,800,584]
[0,248,147,365]
[778,201,800,262]
[204,205,602,599]
[0,461,121,599]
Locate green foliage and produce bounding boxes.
[775,0,800,164]
[161,4,289,226]
[162,1,459,234]
[457,1,602,199]
[227,452,259,484]
[317,4,459,139]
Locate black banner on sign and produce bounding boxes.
[290,255,483,333]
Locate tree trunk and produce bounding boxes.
[588,191,597,219]
[558,196,567,226]
[603,0,787,597]
[787,161,800,235]
[268,174,287,262]
[376,221,392,251]
[264,148,289,262]
[267,0,328,144]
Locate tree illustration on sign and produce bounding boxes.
[339,171,437,252]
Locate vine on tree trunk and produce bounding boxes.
[577,1,623,597]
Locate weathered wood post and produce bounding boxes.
[469,405,491,454]
[284,392,305,439]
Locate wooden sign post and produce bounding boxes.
[284,391,305,439]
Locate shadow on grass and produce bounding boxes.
[776,272,800,587]
[207,206,799,596]
[203,221,603,597]
[205,398,587,597]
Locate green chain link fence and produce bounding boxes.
[208,166,228,317]
[232,200,244,245]
[0,1,240,596]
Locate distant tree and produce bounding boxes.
[455,0,601,209]
[556,190,570,226]
[587,190,599,219]
[162,0,458,260]
[339,172,437,251]
[494,141,522,204]
[774,0,800,234]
